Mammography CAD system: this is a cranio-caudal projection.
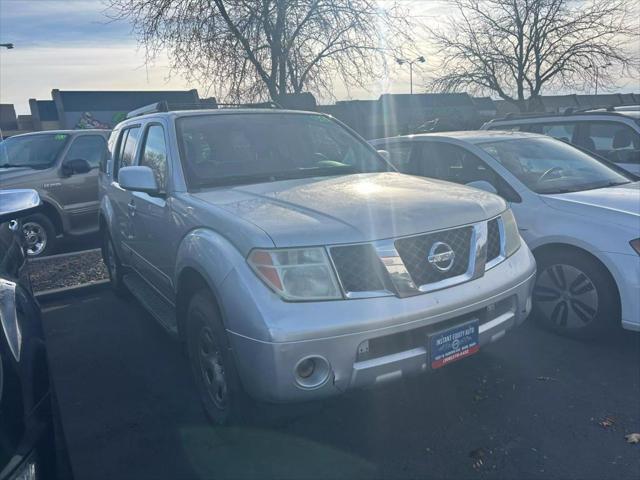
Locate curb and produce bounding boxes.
[35,279,111,303]
[29,248,102,263]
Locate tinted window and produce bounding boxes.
[479,137,630,194]
[581,122,640,165]
[540,123,577,143]
[0,133,69,169]
[420,142,500,186]
[377,142,414,172]
[140,125,168,190]
[66,135,108,169]
[176,113,388,188]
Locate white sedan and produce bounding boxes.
[371,131,640,338]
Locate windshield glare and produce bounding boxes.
[0,133,69,169]
[176,113,389,188]
[479,137,631,194]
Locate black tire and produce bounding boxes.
[22,213,57,257]
[533,249,619,339]
[102,231,128,296]
[186,290,251,425]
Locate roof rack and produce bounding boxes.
[490,107,631,123]
[126,99,282,119]
[126,101,169,119]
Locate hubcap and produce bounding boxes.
[22,222,47,256]
[533,264,598,328]
[198,326,228,410]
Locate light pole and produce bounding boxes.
[588,62,612,95]
[0,43,14,49]
[396,56,426,95]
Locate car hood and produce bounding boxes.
[0,166,43,186]
[192,172,506,247]
[541,182,640,228]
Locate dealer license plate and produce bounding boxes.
[429,320,479,369]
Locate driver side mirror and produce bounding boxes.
[466,180,498,195]
[118,166,160,196]
[62,158,91,176]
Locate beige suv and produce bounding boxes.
[0,129,110,256]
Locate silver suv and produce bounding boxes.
[99,106,536,424]
[0,130,110,256]
[481,108,640,176]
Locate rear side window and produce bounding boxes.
[66,135,108,169]
[580,122,640,165]
[379,142,414,173]
[539,123,577,143]
[139,125,168,191]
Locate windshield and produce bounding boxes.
[176,113,390,188]
[478,136,632,194]
[0,133,69,169]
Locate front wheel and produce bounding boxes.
[22,213,57,257]
[186,290,251,425]
[533,249,619,339]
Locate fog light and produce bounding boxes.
[294,356,331,389]
[297,358,315,379]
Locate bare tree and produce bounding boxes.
[428,0,640,111]
[106,0,417,103]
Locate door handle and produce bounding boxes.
[128,200,136,216]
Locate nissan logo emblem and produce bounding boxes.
[427,242,455,272]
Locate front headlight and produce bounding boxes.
[502,209,521,257]
[248,247,342,301]
[630,239,640,255]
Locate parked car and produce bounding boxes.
[481,109,640,176]
[99,104,536,425]
[371,131,640,338]
[0,130,110,256]
[0,189,70,480]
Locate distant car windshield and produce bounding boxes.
[176,113,390,188]
[478,136,632,194]
[0,133,70,169]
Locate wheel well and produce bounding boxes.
[37,202,63,236]
[532,243,621,310]
[176,268,222,341]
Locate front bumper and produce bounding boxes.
[222,245,536,403]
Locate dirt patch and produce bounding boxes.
[29,249,108,292]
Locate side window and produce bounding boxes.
[139,125,168,190]
[65,135,108,169]
[421,143,500,186]
[115,126,141,179]
[539,123,577,144]
[376,142,415,173]
[581,122,640,165]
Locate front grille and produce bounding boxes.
[331,244,387,293]
[356,296,515,362]
[394,226,473,286]
[486,218,501,262]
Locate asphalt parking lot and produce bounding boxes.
[41,288,640,480]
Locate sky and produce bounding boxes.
[0,0,638,115]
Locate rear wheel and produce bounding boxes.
[533,249,619,339]
[102,231,127,295]
[186,290,251,425]
[22,213,56,257]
